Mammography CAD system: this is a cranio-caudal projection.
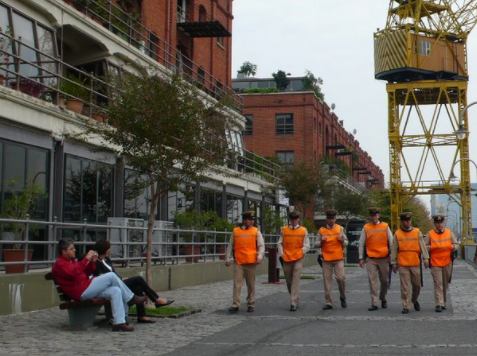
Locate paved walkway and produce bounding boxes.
[1,261,477,355]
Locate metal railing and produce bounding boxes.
[0,217,318,271]
[0,30,280,182]
[66,0,242,110]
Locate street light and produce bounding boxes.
[456,101,477,140]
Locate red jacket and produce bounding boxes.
[52,256,97,301]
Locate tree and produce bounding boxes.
[334,189,368,228]
[303,70,324,100]
[89,72,230,285]
[280,161,320,219]
[272,70,290,91]
[237,61,257,77]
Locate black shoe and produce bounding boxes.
[442,305,447,310]
[247,305,255,313]
[368,305,378,311]
[401,308,409,314]
[290,304,297,312]
[435,305,442,313]
[340,298,347,308]
[155,299,174,308]
[228,306,239,313]
[381,300,387,309]
[322,304,333,310]
[413,301,420,311]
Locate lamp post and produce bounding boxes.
[456,101,477,140]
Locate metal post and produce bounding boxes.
[24,214,30,272]
[267,246,279,283]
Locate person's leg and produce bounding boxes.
[335,260,346,301]
[322,261,333,305]
[124,276,159,302]
[82,272,134,304]
[410,266,421,304]
[244,264,257,307]
[377,258,389,302]
[366,259,379,306]
[283,261,293,295]
[96,286,126,325]
[443,264,452,306]
[290,259,303,306]
[431,267,443,306]
[399,267,411,310]
[232,264,244,308]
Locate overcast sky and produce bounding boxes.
[231,0,477,187]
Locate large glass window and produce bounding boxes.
[167,185,195,221]
[0,5,14,80]
[276,113,294,135]
[63,155,113,223]
[226,195,243,224]
[200,188,222,217]
[243,115,253,136]
[12,12,38,79]
[124,169,149,220]
[276,151,294,166]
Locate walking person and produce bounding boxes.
[225,211,265,313]
[278,211,310,311]
[425,214,459,312]
[391,212,429,314]
[358,207,393,311]
[316,209,348,310]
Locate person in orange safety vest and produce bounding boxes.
[225,211,264,313]
[358,207,393,311]
[425,214,459,313]
[391,212,429,314]
[278,211,310,311]
[316,209,348,310]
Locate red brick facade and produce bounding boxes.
[141,0,232,88]
[241,92,385,188]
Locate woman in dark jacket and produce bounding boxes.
[94,240,174,323]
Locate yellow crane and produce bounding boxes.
[374,1,477,249]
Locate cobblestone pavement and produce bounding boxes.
[1,262,477,355]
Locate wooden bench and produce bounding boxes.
[45,272,111,328]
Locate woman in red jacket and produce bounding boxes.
[52,240,145,332]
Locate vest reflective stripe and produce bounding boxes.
[282,226,306,262]
[396,228,421,267]
[319,224,344,262]
[233,226,258,265]
[364,222,389,258]
[428,228,452,267]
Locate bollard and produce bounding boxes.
[267,247,279,283]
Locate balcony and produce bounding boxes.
[177,6,231,38]
[64,0,240,110]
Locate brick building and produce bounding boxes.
[233,76,385,197]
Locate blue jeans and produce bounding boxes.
[81,272,134,325]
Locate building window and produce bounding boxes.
[418,40,431,56]
[217,36,225,48]
[200,188,222,217]
[123,169,149,220]
[226,194,243,224]
[167,185,195,221]
[276,113,294,135]
[243,115,253,135]
[63,155,113,223]
[276,151,294,166]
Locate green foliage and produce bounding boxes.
[262,207,284,234]
[237,61,257,77]
[280,161,320,220]
[242,88,278,94]
[302,218,317,234]
[272,70,290,91]
[174,210,233,231]
[303,70,324,100]
[60,73,89,101]
[334,190,368,220]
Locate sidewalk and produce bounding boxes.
[1,262,477,355]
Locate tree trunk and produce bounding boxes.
[146,182,159,287]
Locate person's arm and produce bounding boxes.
[387,227,393,251]
[256,230,265,263]
[451,231,459,251]
[302,228,310,254]
[419,231,429,261]
[340,227,348,247]
[391,234,398,265]
[225,233,234,265]
[423,232,430,251]
[358,229,366,260]
[277,228,284,257]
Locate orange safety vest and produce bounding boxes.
[396,228,421,267]
[282,226,307,262]
[233,226,258,265]
[319,224,344,262]
[428,228,453,267]
[364,222,389,258]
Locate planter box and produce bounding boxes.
[3,249,33,274]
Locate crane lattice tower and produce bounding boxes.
[374,0,477,242]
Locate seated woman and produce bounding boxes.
[94,240,174,324]
[52,239,146,332]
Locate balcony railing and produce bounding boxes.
[0,30,280,182]
[65,0,241,109]
[0,217,319,271]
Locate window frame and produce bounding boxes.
[275,113,294,135]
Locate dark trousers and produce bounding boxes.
[124,276,159,318]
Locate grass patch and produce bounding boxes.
[128,305,200,318]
